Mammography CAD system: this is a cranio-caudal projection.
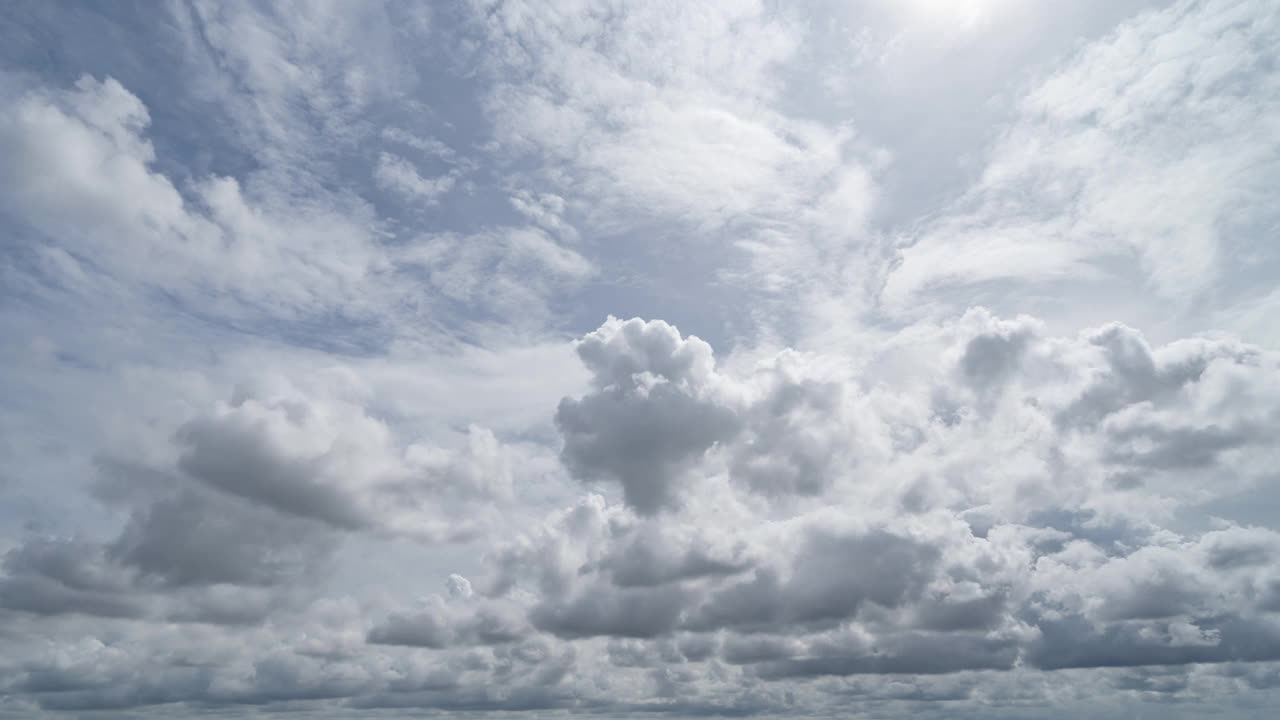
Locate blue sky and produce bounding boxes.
[2,0,1280,717]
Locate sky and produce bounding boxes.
[2,0,1280,717]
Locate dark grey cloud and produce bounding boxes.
[721,634,801,665]
[109,489,331,588]
[607,638,670,668]
[1,424,340,629]
[1026,613,1280,670]
[677,634,719,662]
[557,318,740,514]
[0,486,332,627]
[557,319,883,506]
[913,587,1010,632]
[754,631,1020,678]
[531,583,696,639]
[178,412,371,530]
[1108,667,1191,694]
[0,538,143,619]
[689,527,941,631]
[598,525,752,588]
[171,385,516,540]
[557,384,739,514]
[368,600,528,648]
[1057,324,1254,430]
[957,314,1038,391]
[367,609,453,648]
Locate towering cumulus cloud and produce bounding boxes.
[3,0,1280,717]
[556,317,740,513]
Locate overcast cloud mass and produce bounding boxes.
[3,0,1280,717]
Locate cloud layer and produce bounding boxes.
[3,0,1280,718]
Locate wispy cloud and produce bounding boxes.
[883,0,1280,319]
[375,151,458,204]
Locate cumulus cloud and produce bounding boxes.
[109,488,331,588]
[8,303,1280,714]
[368,592,529,648]
[175,379,516,539]
[556,317,739,513]
[0,492,326,627]
[489,312,1280,683]
[0,538,144,619]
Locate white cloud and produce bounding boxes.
[476,0,876,254]
[884,0,1280,316]
[374,152,457,204]
[0,75,389,320]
